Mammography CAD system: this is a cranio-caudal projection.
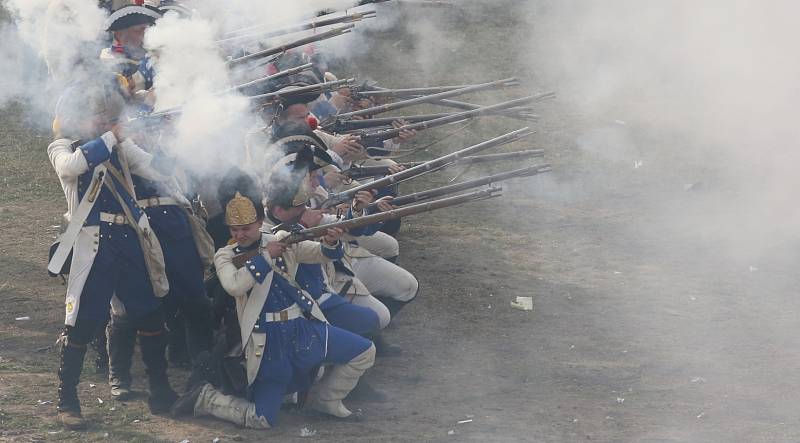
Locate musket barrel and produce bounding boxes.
[230,63,313,94]
[283,188,502,244]
[344,149,546,180]
[219,11,375,43]
[248,78,354,104]
[363,94,546,142]
[227,24,355,67]
[336,78,518,119]
[367,164,550,210]
[320,127,534,208]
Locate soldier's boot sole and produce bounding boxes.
[57,409,87,430]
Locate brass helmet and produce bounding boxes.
[225,192,259,226]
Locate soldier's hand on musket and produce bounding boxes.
[322,227,345,246]
[350,98,375,120]
[323,169,348,188]
[387,163,406,174]
[392,119,417,144]
[110,123,125,141]
[265,241,287,258]
[375,196,396,212]
[332,134,364,160]
[351,190,375,213]
[329,88,353,111]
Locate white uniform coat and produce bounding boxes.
[48,134,158,326]
[214,232,338,385]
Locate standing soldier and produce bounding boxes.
[100,0,161,79]
[47,78,177,429]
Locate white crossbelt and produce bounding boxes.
[264,304,303,322]
[99,212,128,225]
[136,196,179,208]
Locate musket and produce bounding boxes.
[248,78,354,105]
[335,78,519,119]
[228,63,313,94]
[139,77,355,121]
[354,95,545,151]
[284,187,502,243]
[352,82,519,99]
[319,127,533,208]
[322,107,537,133]
[344,149,546,180]
[363,84,550,122]
[226,24,355,68]
[219,10,376,44]
[231,187,500,267]
[365,164,550,211]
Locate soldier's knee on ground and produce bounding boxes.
[396,275,419,303]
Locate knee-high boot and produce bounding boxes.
[56,331,88,429]
[90,323,108,375]
[172,383,270,429]
[138,329,178,414]
[106,315,136,399]
[376,297,411,318]
[308,344,376,418]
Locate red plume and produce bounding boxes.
[306,115,319,130]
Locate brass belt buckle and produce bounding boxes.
[148,197,160,207]
[113,214,125,224]
[280,310,288,321]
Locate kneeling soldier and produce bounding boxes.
[171,169,375,428]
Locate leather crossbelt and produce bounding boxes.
[99,212,128,225]
[136,196,179,208]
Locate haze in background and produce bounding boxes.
[521,0,800,263]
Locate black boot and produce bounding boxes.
[107,316,136,400]
[346,378,388,403]
[377,297,411,319]
[183,350,216,393]
[57,333,88,430]
[90,326,109,375]
[139,329,178,414]
[366,331,402,358]
[166,314,190,369]
[182,298,213,359]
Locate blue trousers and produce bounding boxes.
[251,319,371,426]
[77,223,161,322]
[145,205,205,302]
[320,293,380,336]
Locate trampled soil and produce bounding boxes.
[3,2,800,442]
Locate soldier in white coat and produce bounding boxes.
[48,77,177,429]
[171,158,375,428]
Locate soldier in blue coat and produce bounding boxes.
[170,151,376,428]
[105,159,214,399]
[48,78,177,429]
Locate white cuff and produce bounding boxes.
[100,131,118,154]
[327,149,346,169]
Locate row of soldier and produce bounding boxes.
[49,0,427,431]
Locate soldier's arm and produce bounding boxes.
[276,230,344,264]
[214,246,271,298]
[47,132,117,179]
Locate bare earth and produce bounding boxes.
[3,3,800,442]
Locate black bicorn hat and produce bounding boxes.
[105,1,162,31]
[265,73,324,107]
[264,145,332,208]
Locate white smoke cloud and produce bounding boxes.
[525,0,800,259]
[1,0,108,126]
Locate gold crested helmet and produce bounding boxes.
[225,192,258,226]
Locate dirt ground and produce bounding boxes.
[3,2,800,442]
